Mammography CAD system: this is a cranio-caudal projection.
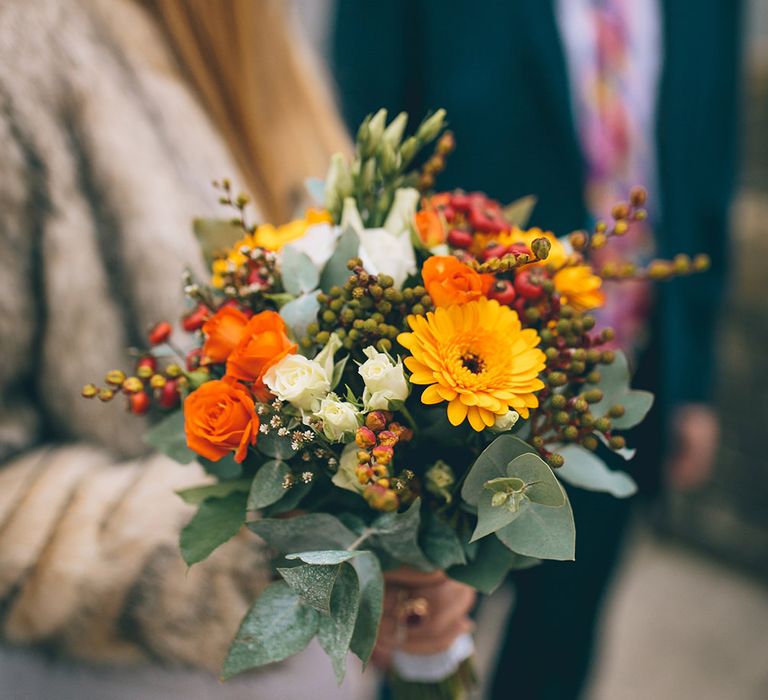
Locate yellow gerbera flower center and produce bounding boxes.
[398,298,546,431]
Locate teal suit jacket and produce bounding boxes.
[332,0,743,408]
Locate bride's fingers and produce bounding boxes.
[399,618,476,655]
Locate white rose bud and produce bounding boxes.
[491,410,520,433]
[359,346,409,410]
[263,354,330,412]
[314,395,360,442]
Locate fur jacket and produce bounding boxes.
[0,0,270,671]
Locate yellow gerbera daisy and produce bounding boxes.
[398,298,546,431]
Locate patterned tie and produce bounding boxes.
[578,0,657,354]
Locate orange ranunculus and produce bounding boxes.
[202,306,250,363]
[422,256,494,307]
[414,209,447,247]
[184,378,259,463]
[226,310,297,386]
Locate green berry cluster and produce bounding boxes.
[301,258,434,356]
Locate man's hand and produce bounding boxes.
[665,403,720,491]
[372,568,476,669]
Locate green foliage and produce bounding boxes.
[260,481,312,516]
[198,454,243,479]
[145,410,196,464]
[281,246,320,295]
[247,460,291,510]
[319,227,359,292]
[278,563,341,614]
[592,351,654,429]
[257,431,300,460]
[249,513,358,553]
[179,492,247,566]
[502,195,537,228]
[287,551,360,565]
[419,511,467,569]
[317,562,360,683]
[222,581,319,679]
[192,218,243,267]
[471,488,528,543]
[279,292,321,340]
[176,478,252,506]
[556,444,637,497]
[370,498,434,571]
[349,552,384,667]
[496,489,576,561]
[448,535,539,594]
[461,435,537,506]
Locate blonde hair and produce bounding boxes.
[141,0,350,222]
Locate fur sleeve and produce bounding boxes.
[0,446,268,670]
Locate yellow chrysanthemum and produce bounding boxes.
[398,298,546,431]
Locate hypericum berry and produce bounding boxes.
[514,269,545,300]
[81,384,99,398]
[482,243,509,261]
[365,411,388,433]
[447,229,474,249]
[488,279,516,305]
[129,391,150,415]
[122,376,143,394]
[148,321,172,346]
[137,355,157,375]
[158,379,180,409]
[355,427,377,449]
[105,370,126,386]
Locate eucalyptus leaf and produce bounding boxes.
[278,563,341,614]
[320,226,359,292]
[145,410,196,464]
[248,460,291,510]
[502,195,537,228]
[556,444,637,498]
[198,454,243,479]
[286,550,360,565]
[496,487,575,561]
[370,498,433,571]
[193,218,244,267]
[470,489,528,543]
[419,511,467,569]
[257,431,300,460]
[461,435,537,506]
[179,492,247,566]
[249,513,358,554]
[331,355,349,390]
[350,552,384,667]
[261,480,312,516]
[591,351,654,429]
[222,581,319,679]
[506,453,565,507]
[304,177,326,206]
[176,478,252,506]
[279,292,320,340]
[448,535,538,594]
[281,246,320,296]
[317,562,360,684]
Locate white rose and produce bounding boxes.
[314,395,361,442]
[491,410,520,432]
[263,354,330,411]
[359,346,409,410]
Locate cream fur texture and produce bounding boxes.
[0,0,269,669]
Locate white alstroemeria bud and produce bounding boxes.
[491,410,520,432]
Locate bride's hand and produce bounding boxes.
[371,567,476,670]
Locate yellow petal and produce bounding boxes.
[447,397,468,426]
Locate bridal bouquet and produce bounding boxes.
[84,110,706,698]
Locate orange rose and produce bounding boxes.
[414,209,447,247]
[422,256,494,307]
[184,378,259,463]
[202,306,250,363]
[226,310,297,386]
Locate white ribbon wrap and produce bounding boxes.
[391,633,475,683]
